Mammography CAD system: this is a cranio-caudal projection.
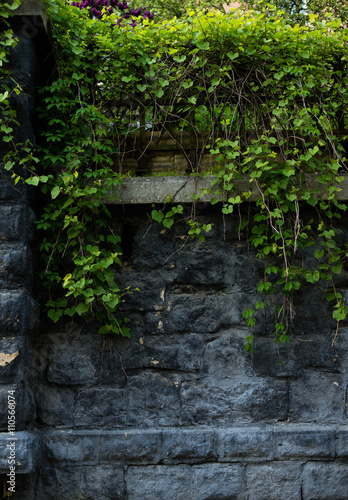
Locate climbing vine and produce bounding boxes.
[2,0,348,348]
[0,1,22,154]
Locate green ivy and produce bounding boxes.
[3,0,348,348]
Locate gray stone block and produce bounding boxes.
[44,431,100,466]
[0,169,28,202]
[148,294,224,333]
[127,372,182,427]
[141,333,206,371]
[274,426,335,459]
[160,429,217,464]
[74,387,128,428]
[100,429,160,464]
[289,371,346,423]
[303,462,348,499]
[201,329,253,378]
[0,384,35,431]
[246,462,302,500]
[181,377,288,425]
[0,291,39,336]
[218,427,273,461]
[38,466,124,500]
[0,473,37,500]
[175,241,229,285]
[192,463,244,500]
[119,270,169,311]
[35,385,75,427]
[131,224,178,270]
[0,337,26,384]
[0,431,39,474]
[0,244,33,286]
[336,427,348,457]
[253,337,302,377]
[298,334,343,372]
[0,205,35,242]
[126,465,192,500]
[45,334,101,386]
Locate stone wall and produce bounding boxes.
[1,4,348,499]
[28,206,348,499]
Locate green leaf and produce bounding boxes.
[163,218,174,229]
[314,249,325,259]
[332,264,343,274]
[51,186,60,199]
[26,176,39,186]
[75,302,90,315]
[196,41,209,50]
[47,309,63,323]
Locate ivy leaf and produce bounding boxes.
[227,52,238,61]
[47,309,63,323]
[51,186,60,199]
[26,176,40,186]
[314,249,325,259]
[75,302,90,315]
[196,41,209,50]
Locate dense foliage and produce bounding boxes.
[70,0,154,25]
[2,0,348,349]
[241,0,348,26]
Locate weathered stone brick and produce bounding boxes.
[192,464,244,500]
[289,371,345,423]
[218,427,273,461]
[39,466,124,500]
[74,387,128,428]
[336,427,348,457]
[160,429,217,464]
[274,426,335,459]
[0,384,36,431]
[246,462,302,500]
[44,431,100,466]
[35,385,75,427]
[0,337,26,385]
[126,465,191,500]
[0,291,39,336]
[181,377,288,425]
[303,462,348,500]
[0,205,35,242]
[45,333,101,386]
[0,244,33,286]
[0,431,39,474]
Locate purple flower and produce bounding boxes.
[108,6,114,13]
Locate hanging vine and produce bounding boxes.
[2,0,348,348]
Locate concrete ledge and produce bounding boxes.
[14,0,45,16]
[13,0,47,31]
[0,431,40,474]
[41,425,347,466]
[106,173,348,205]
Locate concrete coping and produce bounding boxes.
[105,173,348,205]
[13,0,47,31]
